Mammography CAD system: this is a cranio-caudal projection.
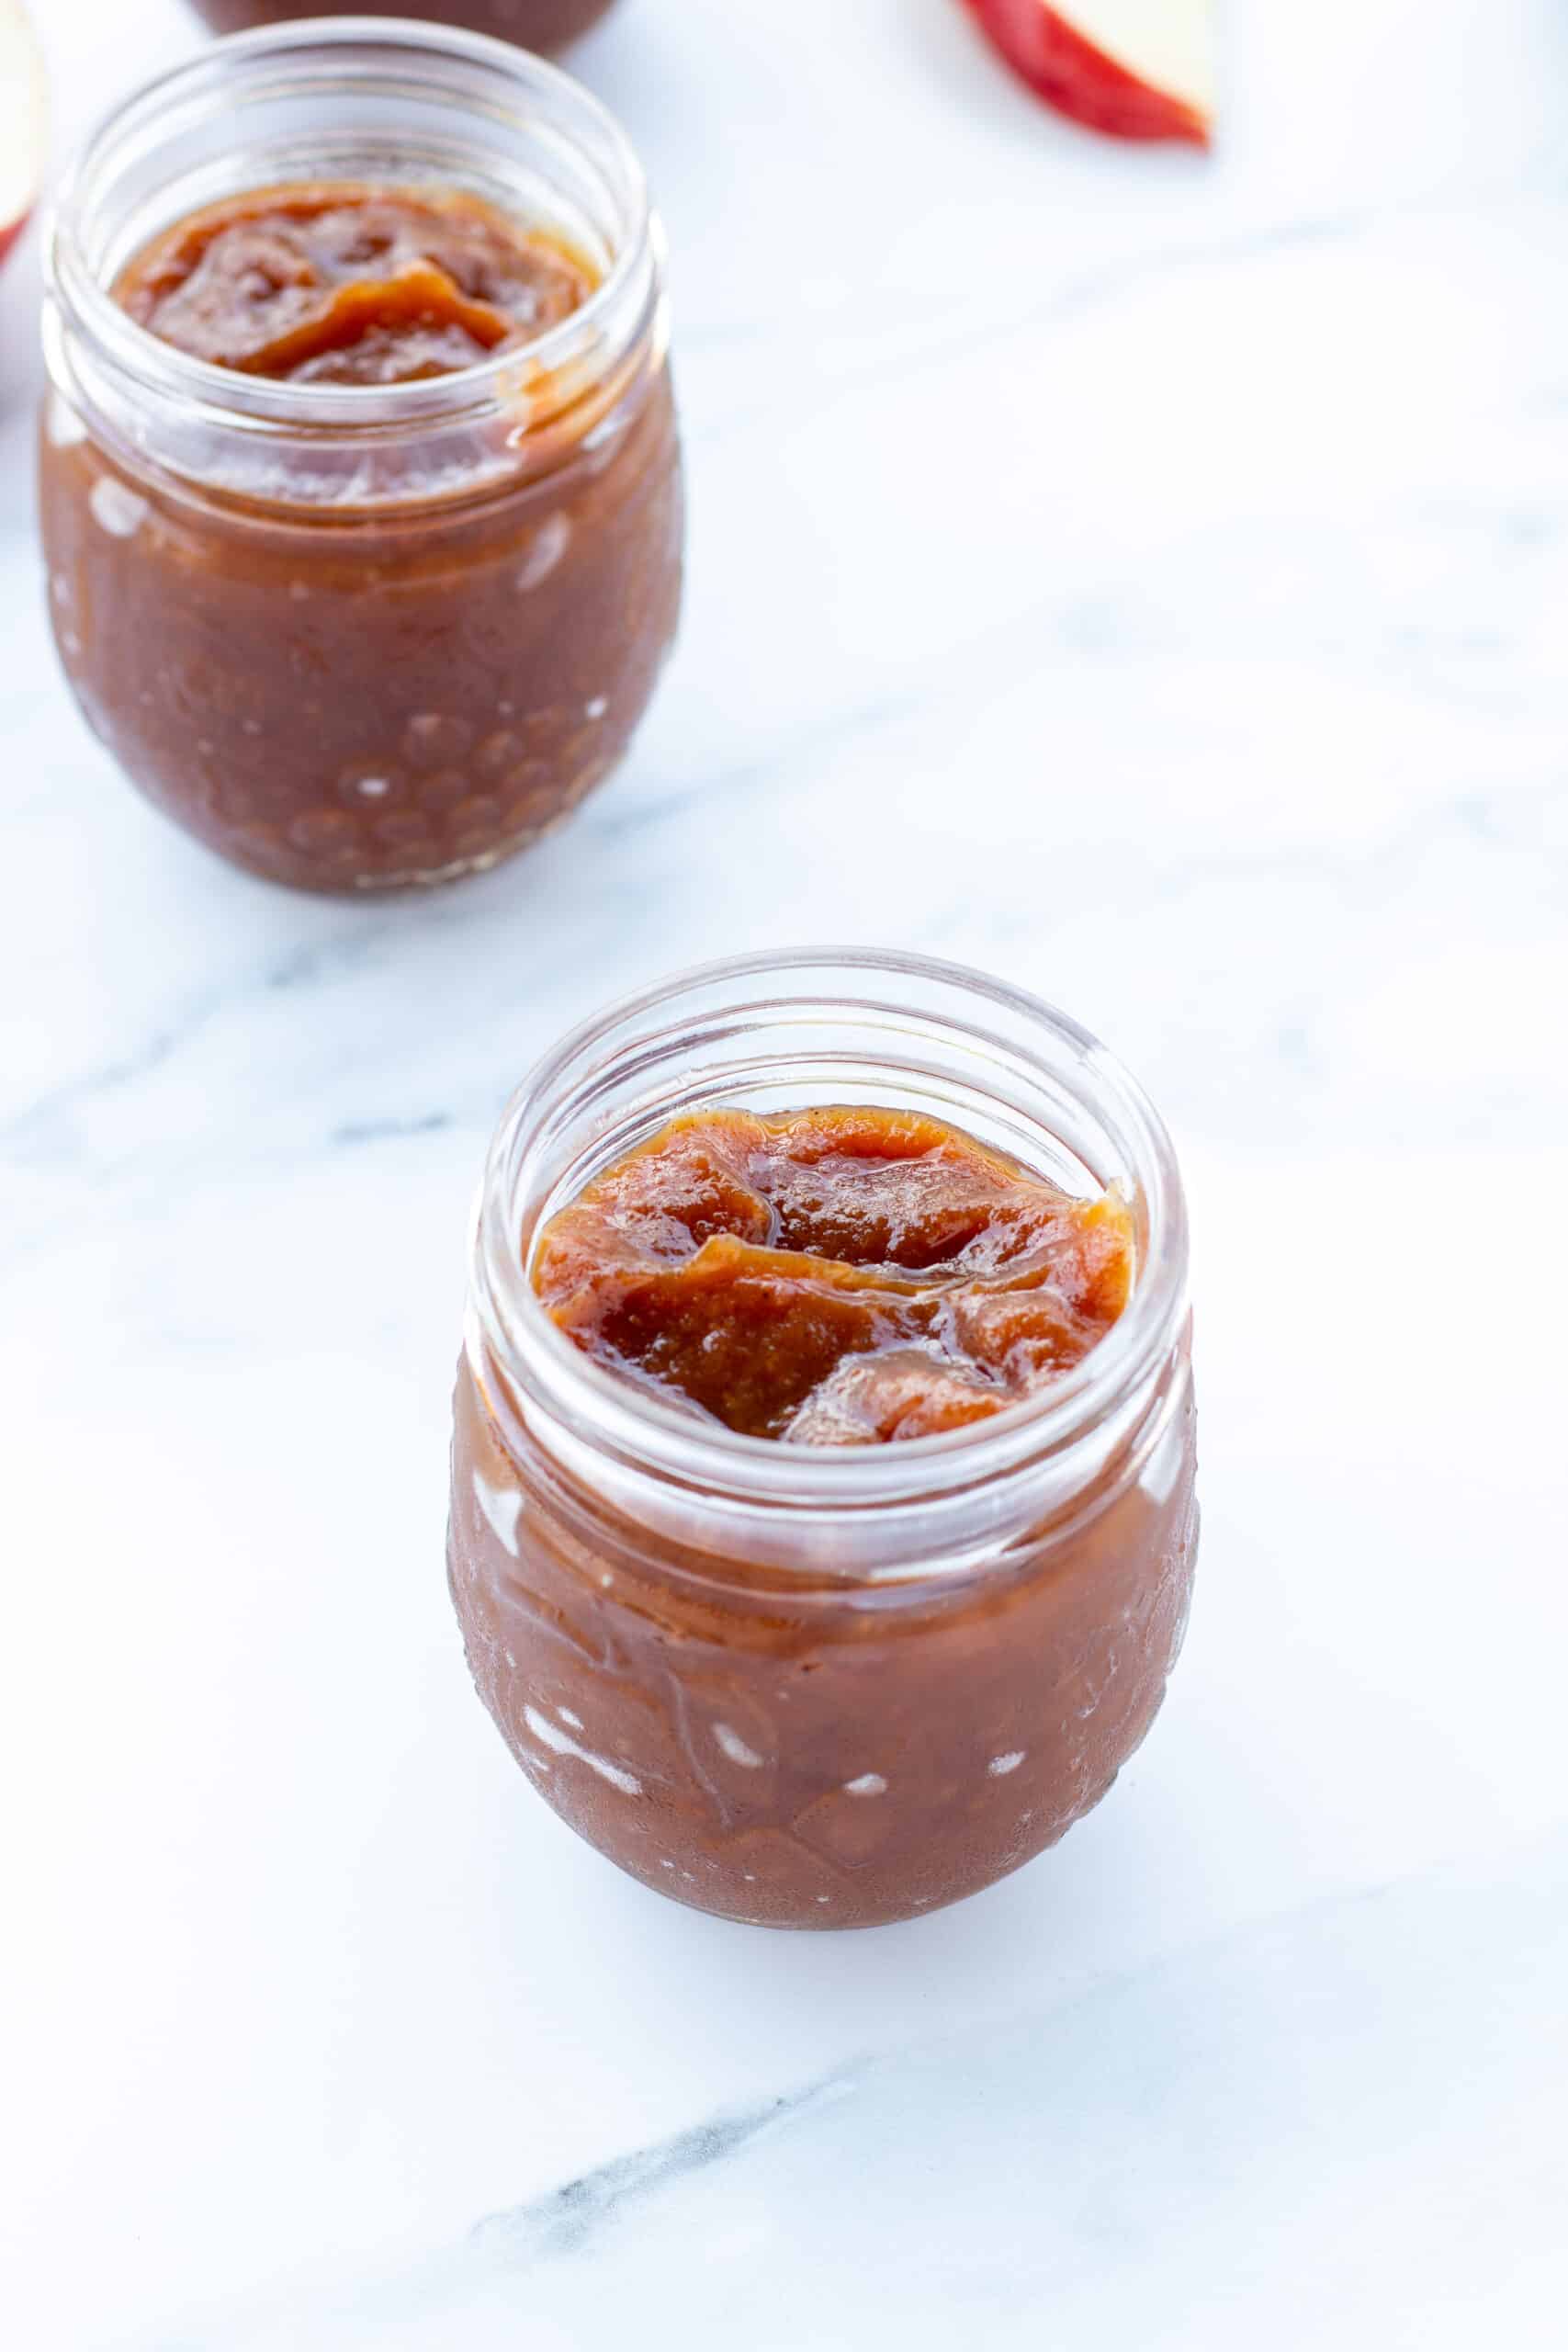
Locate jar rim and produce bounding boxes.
[45,15,653,438]
[470,946,1190,1515]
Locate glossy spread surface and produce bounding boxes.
[533,1106,1134,1443]
[114,185,592,386]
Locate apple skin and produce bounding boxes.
[0,0,46,274]
[961,0,1212,148]
[0,201,34,274]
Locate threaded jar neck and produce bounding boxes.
[467,949,1190,1578]
[44,17,661,504]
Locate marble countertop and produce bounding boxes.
[4,1,1566,2344]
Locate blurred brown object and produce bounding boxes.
[185,0,619,57]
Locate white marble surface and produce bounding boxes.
[3,1,1567,2344]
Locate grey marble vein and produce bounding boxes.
[129,1839,1568,2349]
[0,921,400,1149]
[330,1113,454,1149]
[699,194,1568,451]
[468,2077,849,2265]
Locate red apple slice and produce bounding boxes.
[0,0,48,272]
[962,0,1214,147]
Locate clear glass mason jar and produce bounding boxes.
[185,2,620,55]
[449,950,1199,1930]
[39,20,682,894]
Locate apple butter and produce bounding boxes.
[449,956,1198,1930]
[533,1107,1135,1442]
[40,31,682,893]
[113,186,595,386]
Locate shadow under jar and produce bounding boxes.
[186,2,621,55]
[39,21,682,895]
[449,951,1200,1930]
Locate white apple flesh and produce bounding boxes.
[963,0,1214,147]
[0,0,47,272]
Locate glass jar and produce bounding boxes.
[186,3,620,53]
[39,21,682,894]
[449,950,1198,1929]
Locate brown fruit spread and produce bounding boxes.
[449,1106,1196,1928]
[186,0,619,52]
[533,1107,1134,1442]
[41,181,682,892]
[112,187,593,385]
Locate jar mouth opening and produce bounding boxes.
[471,947,1190,1512]
[46,16,652,436]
